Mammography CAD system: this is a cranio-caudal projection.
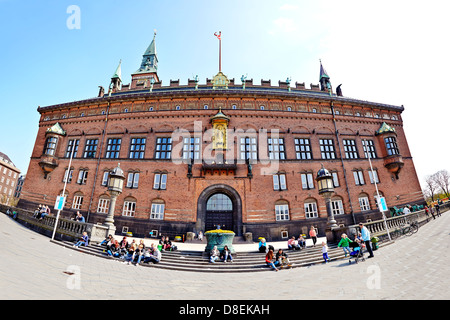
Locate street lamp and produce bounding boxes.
[104,163,125,234]
[316,165,338,229]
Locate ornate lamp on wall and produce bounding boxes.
[104,163,125,235]
[316,164,338,241]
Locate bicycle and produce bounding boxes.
[392,221,419,239]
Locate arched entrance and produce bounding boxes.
[196,184,242,235]
[205,193,233,231]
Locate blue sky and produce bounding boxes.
[1,0,449,189]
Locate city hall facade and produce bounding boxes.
[19,34,424,240]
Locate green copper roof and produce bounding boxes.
[46,122,66,136]
[134,32,158,75]
[375,122,396,135]
[112,59,122,80]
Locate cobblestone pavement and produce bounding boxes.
[1,211,449,300]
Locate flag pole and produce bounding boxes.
[51,141,75,241]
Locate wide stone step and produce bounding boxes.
[54,240,385,273]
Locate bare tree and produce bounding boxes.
[425,173,439,201]
[433,170,450,199]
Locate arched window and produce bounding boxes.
[122,197,136,217]
[331,196,344,215]
[207,193,232,211]
[97,194,110,214]
[72,192,83,210]
[358,193,370,212]
[275,200,289,221]
[304,198,318,219]
[150,199,165,220]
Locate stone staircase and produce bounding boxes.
[52,240,388,272]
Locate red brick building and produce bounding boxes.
[19,34,424,240]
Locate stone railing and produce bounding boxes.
[347,203,449,241]
[0,204,108,244]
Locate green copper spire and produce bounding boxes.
[134,30,158,74]
[112,59,122,80]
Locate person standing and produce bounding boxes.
[359,223,374,258]
[321,242,331,263]
[338,233,352,257]
[309,226,317,247]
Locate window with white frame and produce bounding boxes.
[183,137,201,160]
[77,169,88,185]
[275,202,290,221]
[294,138,312,160]
[319,139,336,159]
[122,199,136,217]
[353,170,365,185]
[44,137,58,156]
[273,173,287,191]
[65,139,80,158]
[362,139,376,159]
[126,172,139,189]
[239,137,258,161]
[268,137,286,160]
[63,168,73,183]
[97,197,110,214]
[359,196,370,211]
[368,169,380,184]
[150,201,165,220]
[101,171,109,186]
[304,200,318,219]
[301,173,314,190]
[72,194,83,210]
[331,198,344,215]
[332,171,340,187]
[343,139,358,159]
[153,173,167,190]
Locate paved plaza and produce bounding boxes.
[1,211,449,301]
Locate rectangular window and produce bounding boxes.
[44,137,58,156]
[332,172,340,187]
[105,138,121,159]
[273,174,287,190]
[294,138,312,160]
[275,204,290,221]
[97,198,110,214]
[63,168,73,183]
[343,139,358,159]
[83,139,98,158]
[77,169,88,185]
[66,139,79,158]
[153,173,167,190]
[122,201,136,217]
[301,173,314,190]
[353,170,365,185]
[129,138,146,159]
[359,197,370,211]
[126,172,139,189]
[331,199,344,215]
[150,203,165,220]
[101,171,109,186]
[319,139,336,159]
[268,137,286,160]
[239,137,258,161]
[384,137,400,156]
[72,195,83,210]
[362,139,377,159]
[368,170,380,184]
[304,202,318,219]
[155,137,172,159]
[183,137,201,160]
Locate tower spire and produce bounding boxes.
[319,59,332,94]
[131,29,159,89]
